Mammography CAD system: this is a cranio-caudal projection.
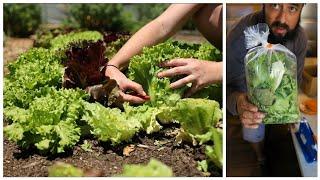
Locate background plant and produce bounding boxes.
[4,4,41,37]
[66,4,134,32]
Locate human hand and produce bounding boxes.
[105,65,149,104]
[236,93,265,129]
[157,58,222,97]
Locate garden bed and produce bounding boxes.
[3,125,221,177]
[3,30,222,177]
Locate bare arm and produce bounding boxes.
[108,4,203,70]
[193,4,222,50]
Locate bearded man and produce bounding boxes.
[226,3,307,169]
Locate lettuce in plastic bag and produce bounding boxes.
[244,23,300,124]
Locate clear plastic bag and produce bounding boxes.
[244,23,300,124]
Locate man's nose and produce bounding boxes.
[276,10,287,24]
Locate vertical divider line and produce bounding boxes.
[0,2,4,178]
[222,1,227,178]
[317,2,320,178]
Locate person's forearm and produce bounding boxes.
[108,20,171,70]
[108,4,202,71]
[215,61,223,82]
[193,4,222,50]
[208,61,223,84]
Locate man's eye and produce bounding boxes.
[288,6,298,13]
[271,4,280,10]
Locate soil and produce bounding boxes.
[3,126,221,177]
[3,37,34,75]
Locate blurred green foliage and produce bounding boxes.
[4,4,196,37]
[65,4,196,33]
[4,4,41,37]
[131,4,196,31]
[34,25,78,48]
[131,4,169,31]
[66,4,134,32]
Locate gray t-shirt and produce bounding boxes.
[226,10,308,115]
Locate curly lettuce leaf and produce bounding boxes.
[50,31,103,60]
[128,41,222,107]
[63,40,107,88]
[124,103,162,134]
[190,83,222,105]
[163,98,221,140]
[120,158,173,177]
[4,88,87,153]
[81,102,142,145]
[48,162,84,177]
[61,39,120,106]
[205,127,223,169]
[34,25,76,48]
[157,98,222,168]
[4,48,64,108]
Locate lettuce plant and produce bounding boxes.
[120,158,173,177]
[128,41,222,107]
[4,88,88,153]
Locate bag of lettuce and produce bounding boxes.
[244,23,300,124]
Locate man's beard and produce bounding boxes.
[268,19,300,44]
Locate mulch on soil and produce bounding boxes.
[3,126,221,177]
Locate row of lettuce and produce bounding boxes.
[4,29,223,173]
[48,159,173,177]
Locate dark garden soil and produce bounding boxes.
[3,125,221,177]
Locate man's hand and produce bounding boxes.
[236,93,265,129]
[105,66,149,104]
[157,58,222,97]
